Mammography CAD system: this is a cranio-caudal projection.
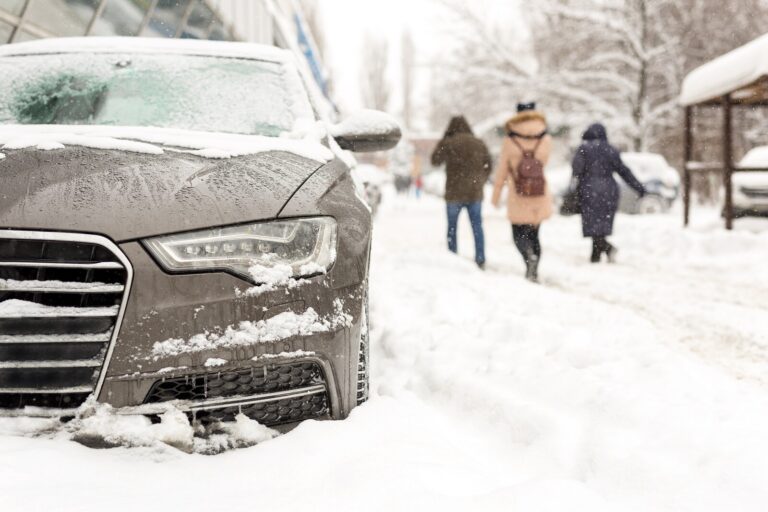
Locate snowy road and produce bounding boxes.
[2,192,768,511]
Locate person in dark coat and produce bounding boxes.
[431,116,492,269]
[571,123,646,263]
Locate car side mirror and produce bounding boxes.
[331,110,401,153]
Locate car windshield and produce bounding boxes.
[0,53,315,136]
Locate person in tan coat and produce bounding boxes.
[491,103,553,282]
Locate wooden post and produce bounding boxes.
[723,95,734,230]
[683,106,693,226]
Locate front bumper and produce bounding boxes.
[99,241,366,422]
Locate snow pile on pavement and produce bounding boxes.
[151,304,351,358]
[2,191,768,511]
[0,399,277,456]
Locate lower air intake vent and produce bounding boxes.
[144,361,330,426]
[0,231,130,409]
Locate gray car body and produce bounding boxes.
[0,138,371,423]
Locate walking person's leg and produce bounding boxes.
[529,224,541,281]
[467,201,486,268]
[512,224,530,262]
[512,224,538,281]
[591,237,605,263]
[446,203,461,254]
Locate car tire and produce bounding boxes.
[637,194,667,214]
[356,287,370,405]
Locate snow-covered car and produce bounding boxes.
[733,146,768,217]
[554,152,680,215]
[619,152,680,214]
[0,38,400,428]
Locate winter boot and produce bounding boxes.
[590,247,601,263]
[606,244,618,264]
[525,253,539,283]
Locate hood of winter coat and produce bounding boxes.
[443,116,474,138]
[0,146,325,241]
[583,123,608,142]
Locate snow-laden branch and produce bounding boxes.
[583,51,642,72]
[537,0,647,61]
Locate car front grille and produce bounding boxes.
[741,187,768,198]
[144,361,330,426]
[0,232,130,409]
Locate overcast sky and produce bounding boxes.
[318,0,524,130]
[319,0,442,124]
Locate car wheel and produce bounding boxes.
[356,287,370,405]
[638,194,666,214]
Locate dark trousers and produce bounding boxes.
[447,201,485,264]
[512,224,541,263]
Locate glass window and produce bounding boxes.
[180,0,213,39]
[0,53,316,136]
[0,21,12,44]
[0,0,27,17]
[91,0,148,37]
[24,0,100,37]
[142,0,189,38]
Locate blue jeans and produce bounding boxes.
[446,201,485,264]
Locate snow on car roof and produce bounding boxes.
[680,33,768,106]
[0,37,293,63]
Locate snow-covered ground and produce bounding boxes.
[2,191,768,511]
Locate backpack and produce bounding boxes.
[510,137,546,197]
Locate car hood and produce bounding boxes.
[0,146,324,241]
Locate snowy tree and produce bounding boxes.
[432,0,768,155]
[360,35,391,111]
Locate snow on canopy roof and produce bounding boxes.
[680,33,768,106]
[0,37,292,63]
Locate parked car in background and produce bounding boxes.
[555,151,680,215]
[0,38,400,429]
[351,163,391,217]
[619,152,680,214]
[733,146,768,217]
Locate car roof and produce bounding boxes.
[0,37,293,64]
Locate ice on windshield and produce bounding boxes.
[0,53,315,137]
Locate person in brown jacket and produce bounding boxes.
[431,116,492,269]
[491,103,553,282]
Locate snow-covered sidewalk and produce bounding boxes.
[1,192,768,512]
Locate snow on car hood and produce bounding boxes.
[0,125,334,162]
[0,144,326,241]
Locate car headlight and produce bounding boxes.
[143,217,337,283]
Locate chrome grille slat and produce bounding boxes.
[0,231,132,410]
[0,360,102,369]
[0,333,111,344]
[0,386,93,394]
[0,261,123,269]
[0,310,119,319]
[0,283,124,294]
